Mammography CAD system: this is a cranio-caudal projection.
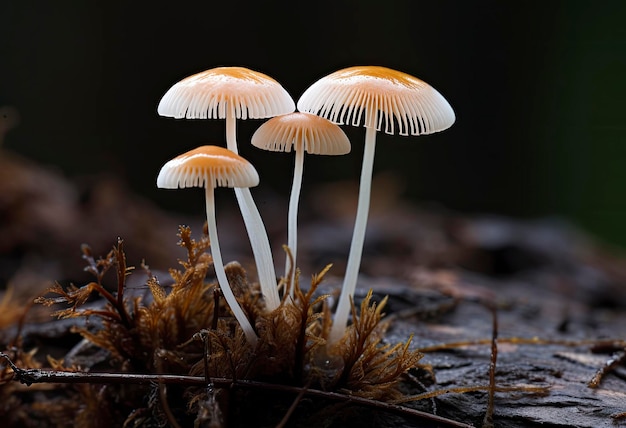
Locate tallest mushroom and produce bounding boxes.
[297,66,455,345]
[158,67,295,311]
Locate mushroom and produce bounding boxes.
[157,66,295,311]
[157,145,260,345]
[251,112,350,292]
[297,66,455,345]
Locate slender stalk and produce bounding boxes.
[286,146,305,294]
[1,355,474,428]
[234,188,280,309]
[224,105,280,310]
[328,109,377,346]
[205,187,258,346]
[225,109,237,153]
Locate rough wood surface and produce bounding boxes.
[301,185,626,427]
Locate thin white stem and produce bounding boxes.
[328,109,378,346]
[204,187,258,346]
[235,187,280,309]
[224,104,280,310]
[286,146,305,295]
[225,108,238,153]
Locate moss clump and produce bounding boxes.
[31,226,424,427]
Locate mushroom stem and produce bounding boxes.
[235,188,280,309]
[226,110,237,152]
[204,186,258,346]
[225,105,280,310]
[286,144,305,294]
[328,109,378,346]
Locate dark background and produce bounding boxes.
[2,1,626,249]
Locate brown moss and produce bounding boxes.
[28,226,424,426]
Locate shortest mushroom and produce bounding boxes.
[157,145,259,346]
[252,112,350,294]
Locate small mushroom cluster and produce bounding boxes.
[156,65,455,348]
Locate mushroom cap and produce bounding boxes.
[297,65,455,136]
[157,145,259,189]
[158,66,295,120]
[251,112,351,155]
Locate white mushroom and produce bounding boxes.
[252,112,350,292]
[157,66,295,311]
[298,66,455,345]
[157,145,260,345]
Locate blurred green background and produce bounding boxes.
[2,1,625,249]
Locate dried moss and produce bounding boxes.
[26,226,424,427]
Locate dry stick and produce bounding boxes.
[155,350,183,428]
[588,349,626,388]
[209,291,220,389]
[0,354,472,428]
[404,370,438,414]
[158,380,181,428]
[417,337,625,353]
[81,243,133,329]
[196,329,217,401]
[195,329,226,426]
[275,381,310,428]
[393,384,548,405]
[202,333,211,384]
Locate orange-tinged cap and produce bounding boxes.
[251,112,350,155]
[158,66,295,120]
[157,145,259,189]
[297,66,455,136]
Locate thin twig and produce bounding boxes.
[154,350,182,428]
[392,384,547,404]
[0,353,472,428]
[417,337,625,353]
[275,381,310,428]
[588,349,626,388]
